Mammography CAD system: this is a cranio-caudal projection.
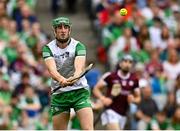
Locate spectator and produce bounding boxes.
[149,17,163,49]
[150,66,167,111]
[19,19,31,42]
[7,20,18,37]
[146,110,171,130]
[146,49,163,76]
[108,27,139,69]
[18,85,41,120]
[163,48,180,91]
[136,40,152,63]
[3,35,20,66]
[0,77,11,106]
[136,85,158,130]
[159,24,174,51]
[14,72,30,95]
[9,93,22,129]
[0,17,10,42]
[25,22,47,58]
[101,10,125,49]
[137,24,150,49]
[134,63,148,81]
[13,4,37,31]
[131,14,146,38]
[97,0,120,27]
[164,92,176,118]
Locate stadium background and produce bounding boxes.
[0,0,180,130]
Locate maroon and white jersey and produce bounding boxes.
[102,70,139,116]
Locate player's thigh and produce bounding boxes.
[118,114,127,129]
[52,112,70,130]
[73,88,93,129]
[106,123,120,130]
[76,107,94,130]
[101,109,121,130]
[51,92,72,129]
[51,91,72,116]
[73,88,92,111]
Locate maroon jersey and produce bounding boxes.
[103,70,139,116]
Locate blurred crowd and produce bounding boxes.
[88,0,180,130]
[0,0,52,129]
[0,0,180,130]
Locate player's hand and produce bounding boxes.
[100,96,112,107]
[67,75,78,82]
[59,77,71,87]
[92,100,104,110]
[67,76,78,85]
[127,94,134,104]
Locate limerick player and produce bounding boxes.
[42,17,93,130]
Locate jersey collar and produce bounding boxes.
[117,70,130,80]
[67,38,71,45]
[55,38,71,48]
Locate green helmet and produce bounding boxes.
[52,17,72,28]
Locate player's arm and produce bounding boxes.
[128,88,141,104]
[73,43,86,77]
[93,73,112,106]
[133,88,141,103]
[74,56,86,77]
[136,110,151,123]
[93,78,106,100]
[42,45,69,86]
[128,77,141,104]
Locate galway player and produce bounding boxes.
[93,54,141,130]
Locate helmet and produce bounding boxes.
[116,54,134,70]
[121,54,133,62]
[52,17,71,28]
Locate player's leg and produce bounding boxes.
[76,107,94,130]
[51,92,72,130]
[106,123,120,130]
[73,88,93,130]
[105,111,127,130]
[52,112,70,129]
[101,109,121,130]
[118,114,127,130]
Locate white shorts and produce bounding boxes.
[101,109,127,129]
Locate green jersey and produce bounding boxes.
[42,38,89,94]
